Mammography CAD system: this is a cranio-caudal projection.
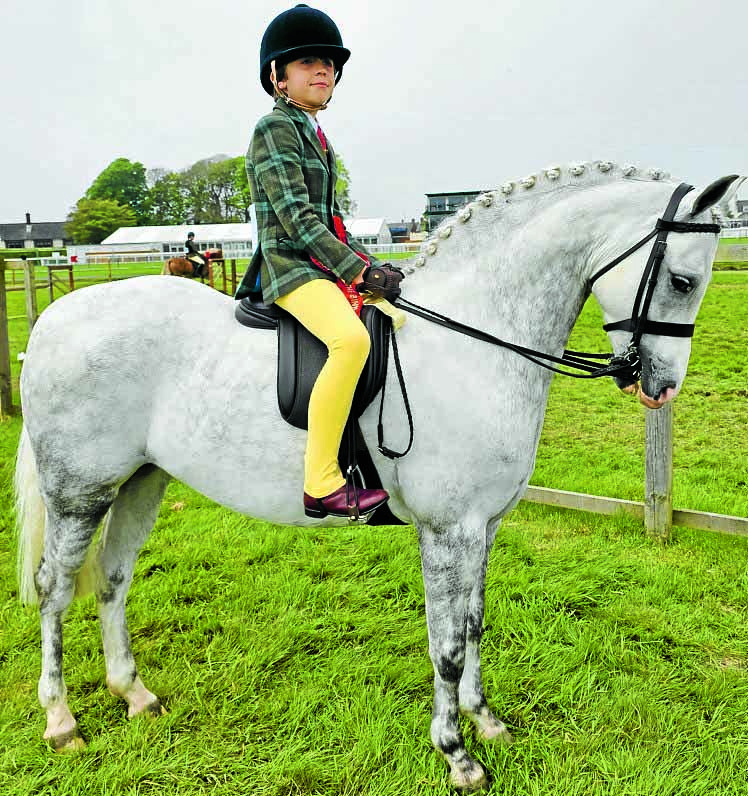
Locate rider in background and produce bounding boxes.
[235,4,402,519]
[185,232,207,276]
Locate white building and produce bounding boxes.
[67,223,253,263]
[345,218,391,246]
[65,218,393,263]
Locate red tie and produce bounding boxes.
[316,124,327,153]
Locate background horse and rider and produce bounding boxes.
[161,248,223,279]
[13,163,744,790]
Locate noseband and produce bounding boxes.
[587,182,720,381]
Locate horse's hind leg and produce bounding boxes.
[419,518,490,792]
[36,502,113,751]
[458,518,513,745]
[94,465,171,718]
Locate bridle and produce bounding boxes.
[379,183,720,458]
[393,182,720,385]
[586,182,720,382]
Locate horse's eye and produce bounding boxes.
[671,274,693,294]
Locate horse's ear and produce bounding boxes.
[690,175,744,217]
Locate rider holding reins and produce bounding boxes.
[235,4,403,519]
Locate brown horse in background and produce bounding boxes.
[162,249,223,279]
[161,257,209,278]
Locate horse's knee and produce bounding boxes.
[435,651,464,685]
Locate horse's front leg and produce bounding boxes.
[458,519,513,745]
[418,520,489,792]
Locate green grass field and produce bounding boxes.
[0,268,746,795]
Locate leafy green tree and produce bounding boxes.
[205,159,240,221]
[65,198,137,244]
[147,172,189,225]
[229,156,252,222]
[86,158,149,222]
[335,156,356,216]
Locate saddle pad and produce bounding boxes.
[234,298,391,430]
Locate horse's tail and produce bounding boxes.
[15,424,46,605]
[15,424,102,604]
[161,260,172,275]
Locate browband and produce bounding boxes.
[656,218,721,234]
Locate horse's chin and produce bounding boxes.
[638,386,677,409]
[618,381,678,408]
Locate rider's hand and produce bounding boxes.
[355,263,405,301]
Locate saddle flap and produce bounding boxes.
[278,304,391,430]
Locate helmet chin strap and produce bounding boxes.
[270,60,331,112]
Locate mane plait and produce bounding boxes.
[409,160,674,270]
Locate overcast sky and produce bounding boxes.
[3,0,747,224]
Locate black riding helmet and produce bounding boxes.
[259,4,351,96]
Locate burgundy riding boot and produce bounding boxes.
[304,485,389,519]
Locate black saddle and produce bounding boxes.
[235,295,405,526]
[235,295,390,429]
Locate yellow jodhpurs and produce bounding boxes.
[275,279,371,498]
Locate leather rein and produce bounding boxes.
[377,183,720,459]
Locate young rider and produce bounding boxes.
[184,231,207,276]
[235,4,403,519]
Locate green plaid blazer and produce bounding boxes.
[235,99,371,303]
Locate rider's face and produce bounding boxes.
[278,56,335,112]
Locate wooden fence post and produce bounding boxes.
[230,259,237,295]
[23,260,39,332]
[0,259,13,416]
[645,403,674,540]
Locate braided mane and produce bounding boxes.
[407,160,681,272]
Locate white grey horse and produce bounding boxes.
[15,162,742,791]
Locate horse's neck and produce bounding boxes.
[404,180,671,354]
[405,196,591,354]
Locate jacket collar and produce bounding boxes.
[273,97,331,170]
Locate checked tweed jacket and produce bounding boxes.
[235,98,372,304]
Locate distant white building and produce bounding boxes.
[67,223,253,263]
[65,218,395,263]
[345,218,391,246]
[103,223,252,256]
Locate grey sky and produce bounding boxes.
[3,0,747,224]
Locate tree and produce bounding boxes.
[229,156,252,222]
[65,198,137,244]
[147,172,189,226]
[86,158,149,222]
[335,156,357,216]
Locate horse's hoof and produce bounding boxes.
[450,759,488,792]
[47,727,86,753]
[131,698,167,718]
[477,722,514,746]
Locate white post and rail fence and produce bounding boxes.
[1,257,745,542]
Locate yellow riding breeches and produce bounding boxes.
[275,279,371,498]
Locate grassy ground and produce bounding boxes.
[0,270,746,795]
